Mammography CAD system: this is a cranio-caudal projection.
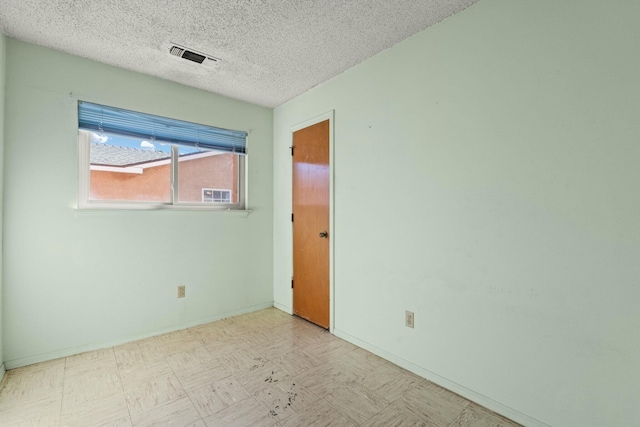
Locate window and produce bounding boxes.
[77,101,247,210]
[202,189,231,203]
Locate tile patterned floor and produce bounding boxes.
[0,308,521,426]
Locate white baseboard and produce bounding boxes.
[5,302,274,370]
[333,328,549,427]
[273,301,292,314]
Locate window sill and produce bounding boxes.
[75,204,252,217]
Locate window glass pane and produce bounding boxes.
[89,132,171,202]
[178,149,239,204]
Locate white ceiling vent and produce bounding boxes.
[167,43,220,66]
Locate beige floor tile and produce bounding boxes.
[204,336,252,357]
[5,357,66,374]
[361,403,427,427]
[385,362,429,382]
[294,363,358,398]
[0,390,62,426]
[119,360,174,389]
[149,329,204,357]
[137,339,165,363]
[330,348,387,381]
[361,363,424,402]
[130,395,201,427]
[0,309,518,427]
[166,346,218,371]
[324,383,390,425]
[203,397,277,427]
[159,338,205,358]
[153,329,194,345]
[60,393,130,427]
[217,349,270,376]
[114,342,149,372]
[189,323,234,346]
[172,361,231,391]
[252,380,319,422]
[62,367,123,409]
[2,412,61,427]
[251,337,296,361]
[221,318,262,336]
[393,382,471,427]
[125,372,185,415]
[272,349,322,376]
[302,337,357,362]
[277,399,355,427]
[269,316,316,345]
[252,387,296,421]
[0,358,65,403]
[236,361,294,394]
[448,403,522,427]
[66,348,117,370]
[352,348,388,366]
[92,416,134,427]
[102,417,133,426]
[188,376,250,418]
[238,329,282,347]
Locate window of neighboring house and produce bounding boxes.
[202,189,232,203]
[77,101,247,210]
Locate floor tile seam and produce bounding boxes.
[65,347,118,369]
[443,400,472,427]
[166,351,235,396]
[201,342,229,367]
[203,335,251,350]
[223,374,253,408]
[182,381,209,425]
[352,376,403,404]
[397,391,471,427]
[322,389,374,426]
[127,395,199,426]
[60,381,126,415]
[385,395,433,424]
[112,349,135,427]
[245,382,291,424]
[269,375,323,408]
[295,347,326,369]
[59,354,71,421]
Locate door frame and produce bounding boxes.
[289,110,335,333]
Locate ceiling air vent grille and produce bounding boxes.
[169,46,185,57]
[168,43,219,66]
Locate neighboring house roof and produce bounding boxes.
[91,143,170,167]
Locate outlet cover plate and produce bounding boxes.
[405,310,414,328]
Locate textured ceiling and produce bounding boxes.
[0,0,478,108]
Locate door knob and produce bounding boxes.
[319,231,328,238]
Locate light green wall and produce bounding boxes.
[0,33,5,376]
[274,1,640,426]
[3,39,273,368]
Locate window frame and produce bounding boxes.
[78,130,247,211]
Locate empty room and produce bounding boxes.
[0,1,638,426]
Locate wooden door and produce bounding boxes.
[292,119,330,329]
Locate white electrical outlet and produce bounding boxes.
[177,285,185,298]
[405,310,414,328]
